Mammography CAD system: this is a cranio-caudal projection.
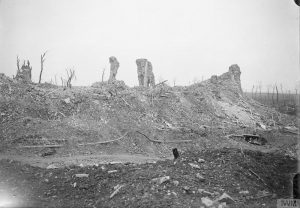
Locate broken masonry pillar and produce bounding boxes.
[146,61,155,87]
[229,64,242,92]
[136,58,147,86]
[136,58,155,87]
[229,64,241,84]
[108,56,120,82]
[15,60,32,82]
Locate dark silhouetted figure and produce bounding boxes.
[293,173,300,199]
[172,148,179,160]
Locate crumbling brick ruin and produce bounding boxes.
[15,60,32,82]
[108,56,120,83]
[136,58,155,87]
[228,64,241,86]
[209,64,242,93]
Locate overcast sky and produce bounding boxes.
[0,0,299,91]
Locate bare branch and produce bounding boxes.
[39,50,48,83]
[102,67,106,82]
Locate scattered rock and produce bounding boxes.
[201,197,214,207]
[63,98,71,104]
[198,189,214,195]
[189,163,201,169]
[46,164,58,169]
[239,190,249,195]
[213,191,220,196]
[283,126,299,134]
[172,180,179,186]
[151,176,170,184]
[108,170,118,174]
[198,158,205,163]
[256,122,267,130]
[217,202,227,208]
[40,147,57,157]
[196,173,205,182]
[183,186,190,191]
[75,174,89,178]
[217,193,235,204]
[182,186,192,194]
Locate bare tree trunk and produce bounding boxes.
[267,88,270,105]
[255,85,258,99]
[259,83,262,102]
[55,75,57,85]
[275,84,279,105]
[280,84,285,105]
[66,69,76,88]
[39,51,47,84]
[16,56,20,72]
[102,68,106,82]
[272,86,275,106]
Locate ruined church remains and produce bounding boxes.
[15,60,32,82]
[108,56,120,83]
[136,58,155,88]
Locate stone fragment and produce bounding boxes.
[108,170,118,174]
[217,193,235,204]
[201,197,214,207]
[196,173,205,182]
[46,164,58,169]
[189,163,201,169]
[151,176,170,184]
[75,174,89,178]
[198,158,205,163]
[172,180,179,186]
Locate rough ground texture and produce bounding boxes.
[0,66,298,207]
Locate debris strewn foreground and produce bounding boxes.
[0,148,297,207]
[0,65,298,207]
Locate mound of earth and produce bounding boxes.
[0,66,295,158]
[0,65,298,207]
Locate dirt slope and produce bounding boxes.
[0,70,295,158]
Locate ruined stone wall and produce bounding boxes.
[136,59,155,87]
[209,64,242,94]
[108,56,119,82]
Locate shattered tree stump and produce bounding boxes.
[108,56,120,83]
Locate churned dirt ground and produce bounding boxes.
[0,147,298,208]
[0,72,299,207]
